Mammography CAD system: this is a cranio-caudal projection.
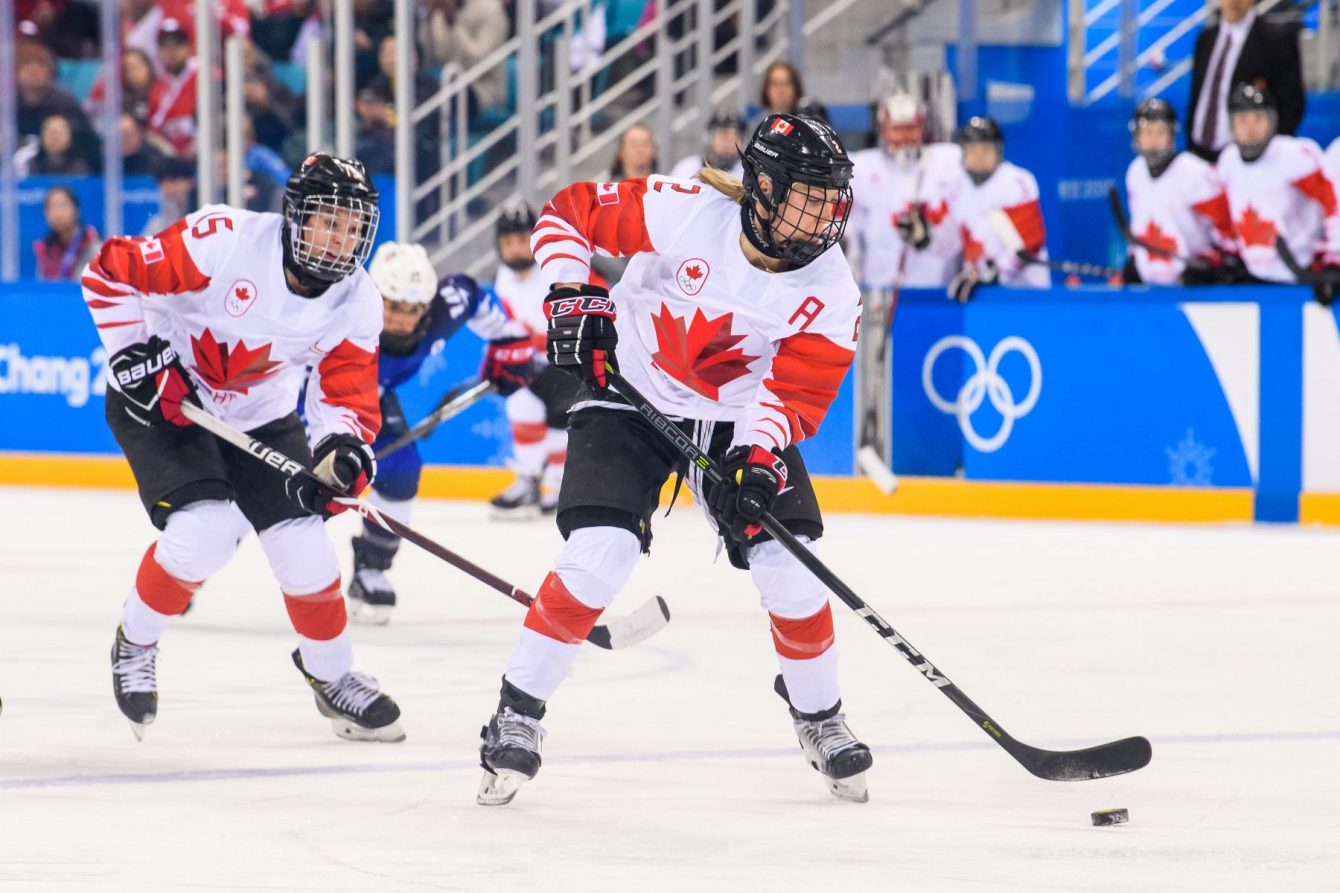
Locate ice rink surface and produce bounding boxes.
[1,485,1337,892]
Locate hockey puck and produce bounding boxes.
[1091,808,1128,826]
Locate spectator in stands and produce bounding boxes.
[119,112,166,176]
[16,0,99,59]
[365,34,438,116]
[141,156,197,236]
[668,108,744,180]
[85,48,158,130]
[418,0,509,121]
[33,186,101,282]
[355,88,396,174]
[16,38,92,141]
[354,0,395,87]
[27,113,98,175]
[1188,0,1304,161]
[250,0,323,66]
[747,61,826,136]
[243,41,300,153]
[147,19,200,157]
[240,115,292,197]
[608,123,657,180]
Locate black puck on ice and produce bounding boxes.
[1091,808,1128,826]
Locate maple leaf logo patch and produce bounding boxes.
[190,328,283,394]
[1235,205,1277,248]
[650,304,759,400]
[225,279,259,318]
[1137,221,1179,264]
[675,258,711,296]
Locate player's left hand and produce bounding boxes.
[708,445,788,542]
[895,206,930,249]
[482,336,536,396]
[1314,266,1340,307]
[284,434,376,518]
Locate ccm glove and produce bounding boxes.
[707,445,788,542]
[544,283,617,390]
[284,433,376,518]
[894,206,931,250]
[481,335,536,396]
[109,335,199,427]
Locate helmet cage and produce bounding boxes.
[285,193,380,283]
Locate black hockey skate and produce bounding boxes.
[477,679,547,806]
[348,533,396,625]
[111,625,158,742]
[291,649,405,743]
[775,675,873,803]
[489,475,541,520]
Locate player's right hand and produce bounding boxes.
[284,434,376,519]
[544,283,618,390]
[109,335,199,428]
[895,206,931,249]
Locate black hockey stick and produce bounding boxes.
[1106,185,1210,269]
[180,403,670,650]
[376,379,494,460]
[1275,235,1340,306]
[606,366,1151,781]
[1015,250,1122,281]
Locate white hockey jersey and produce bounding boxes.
[667,154,744,182]
[847,142,963,288]
[492,262,552,352]
[1325,137,1340,194]
[532,175,860,453]
[82,204,382,445]
[1125,152,1235,284]
[1216,135,1340,282]
[950,160,1051,287]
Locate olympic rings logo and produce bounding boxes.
[922,335,1042,453]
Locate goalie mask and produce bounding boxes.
[283,153,380,292]
[740,113,854,269]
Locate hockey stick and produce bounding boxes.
[986,209,1121,281]
[179,402,670,650]
[376,379,494,460]
[1106,185,1208,269]
[1275,235,1340,306]
[605,366,1152,781]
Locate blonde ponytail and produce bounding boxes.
[694,167,745,204]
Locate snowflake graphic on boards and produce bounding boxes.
[1166,428,1216,485]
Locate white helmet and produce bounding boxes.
[368,242,438,305]
[878,91,926,163]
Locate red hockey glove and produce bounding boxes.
[708,445,788,542]
[109,335,199,428]
[284,434,376,518]
[481,336,536,396]
[544,283,617,390]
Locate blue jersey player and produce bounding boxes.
[349,241,534,623]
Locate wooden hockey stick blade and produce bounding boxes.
[583,596,671,649]
[856,445,899,494]
[1004,733,1153,781]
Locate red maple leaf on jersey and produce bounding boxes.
[235,286,250,300]
[961,224,985,264]
[685,264,703,281]
[190,328,283,394]
[921,199,950,225]
[1137,220,1179,264]
[650,305,759,400]
[1235,205,1277,248]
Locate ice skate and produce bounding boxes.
[110,625,158,741]
[489,475,541,520]
[776,675,872,802]
[477,680,546,805]
[348,534,396,625]
[292,649,405,743]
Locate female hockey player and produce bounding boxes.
[346,240,535,622]
[476,114,873,805]
[83,153,404,743]
[487,202,586,518]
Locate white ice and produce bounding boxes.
[1,485,1337,892]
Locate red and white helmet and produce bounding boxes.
[877,91,926,163]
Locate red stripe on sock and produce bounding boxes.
[283,578,347,641]
[512,421,548,444]
[135,543,202,616]
[545,449,567,466]
[769,603,835,659]
[523,571,604,645]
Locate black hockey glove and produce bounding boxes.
[1212,253,1251,285]
[895,206,931,250]
[1314,266,1340,308]
[109,335,200,428]
[544,283,617,390]
[947,260,997,304]
[481,335,537,396]
[707,445,788,543]
[284,433,376,518]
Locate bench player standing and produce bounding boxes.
[475,114,874,805]
[346,241,535,622]
[83,154,404,742]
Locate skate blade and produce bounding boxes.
[476,768,530,806]
[329,717,406,743]
[348,601,393,626]
[489,505,541,521]
[127,719,150,742]
[824,771,869,803]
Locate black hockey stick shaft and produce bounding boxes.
[1275,235,1340,305]
[606,367,1151,781]
[375,380,494,460]
[178,402,638,648]
[1016,250,1122,280]
[1106,185,1209,269]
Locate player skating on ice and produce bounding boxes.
[487,203,585,518]
[83,153,404,742]
[347,241,535,622]
[477,114,872,805]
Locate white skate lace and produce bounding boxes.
[321,671,382,715]
[497,707,545,751]
[799,713,860,761]
[114,641,158,694]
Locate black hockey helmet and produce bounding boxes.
[495,201,537,238]
[956,115,1003,147]
[707,107,746,134]
[1227,83,1276,161]
[282,153,380,289]
[740,113,853,268]
[1130,98,1178,172]
[1131,98,1178,130]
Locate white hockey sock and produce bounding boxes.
[297,630,354,683]
[121,589,174,647]
[506,389,548,477]
[777,646,842,716]
[504,627,582,701]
